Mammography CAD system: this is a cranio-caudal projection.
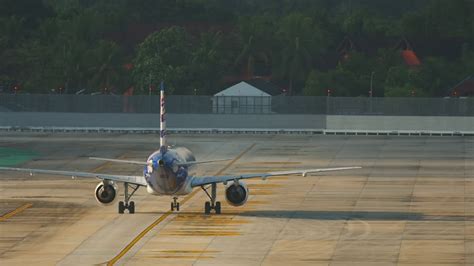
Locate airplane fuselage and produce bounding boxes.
[144,147,195,196]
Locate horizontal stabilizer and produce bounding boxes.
[89,157,148,166]
[176,158,232,166]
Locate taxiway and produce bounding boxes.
[0,133,472,265]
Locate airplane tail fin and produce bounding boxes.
[160,81,167,153]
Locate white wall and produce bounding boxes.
[326,115,474,132]
[1,112,472,133]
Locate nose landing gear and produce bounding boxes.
[171,197,180,211]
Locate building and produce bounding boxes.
[448,75,474,97]
[212,79,282,114]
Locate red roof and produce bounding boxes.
[401,50,421,66]
[124,63,133,71]
[450,76,474,96]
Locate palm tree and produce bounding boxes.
[90,41,122,91]
[191,31,225,94]
[234,15,274,78]
[277,13,322,95]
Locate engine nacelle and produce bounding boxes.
[94,181,118,205]
[225,181,249,207]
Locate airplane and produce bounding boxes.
[0,83,361,214]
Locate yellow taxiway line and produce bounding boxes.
[0,203,33,222]
[107,143,256,266]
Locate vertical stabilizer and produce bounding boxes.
[160,81,167,153]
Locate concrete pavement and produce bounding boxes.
[0,133,472,265]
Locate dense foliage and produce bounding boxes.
[0,0,473,96]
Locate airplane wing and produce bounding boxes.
[0,167,147,186]
[190,166,362,187]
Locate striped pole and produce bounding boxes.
[160,81,166,152]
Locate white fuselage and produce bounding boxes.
[144,147,195,196]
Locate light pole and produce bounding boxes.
[369,71,375,97]
[369,71,375,113]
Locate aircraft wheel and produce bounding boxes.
[215,202,221,214]
[171,202,174,211]
[118,201,125,214]
[129,201,135,214]
[176,203,180,211]
[204,201,211,214]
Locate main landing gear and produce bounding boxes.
[202,183,221,214]
[119,182,139,214]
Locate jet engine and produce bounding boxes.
[94,181,118,205]
[225,181,249,206]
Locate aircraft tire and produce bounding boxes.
[204,201,211,214]
[118,201,125,214]
[215,202,221,214]
[129,201,135,214]
[176,203,180,211]
[171,202,174,211]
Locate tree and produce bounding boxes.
[1,0,473,95]
[461,45,474,77]
[305,49,409,97]
[234,15,275,78]
[399,0,473,57]
[304,67,358,97]
[341,9,399,39]
[304,70,330,96]
[11,4,127,93]
[276,13,324,95]
[384,66,429,97]
[88,40,124,91]
[133,26,192,95]
[189,31,226,95]
[0,16,25,87]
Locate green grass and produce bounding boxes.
[0,147,39,167]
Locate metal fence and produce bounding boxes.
[0,94,472,116]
